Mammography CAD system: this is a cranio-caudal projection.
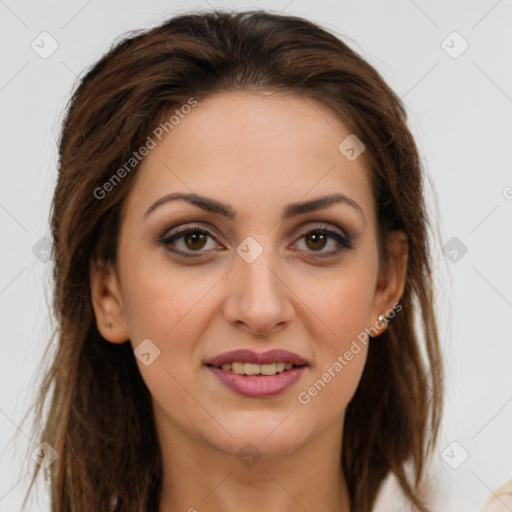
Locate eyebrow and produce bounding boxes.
[144,192,364,221]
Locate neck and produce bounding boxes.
[155,408,351,512]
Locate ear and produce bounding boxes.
[370,230,408,337]
[89,258,130,344]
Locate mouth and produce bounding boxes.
[206,364,308,398]
[204,349,309,397]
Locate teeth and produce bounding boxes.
[244,363,261,376]
[231,362,244,374]
[260,363,276,375]
[218,361,299,376]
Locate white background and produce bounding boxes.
[1,1,511,511]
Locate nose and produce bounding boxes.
[222,244,294,336]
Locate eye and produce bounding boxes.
[159,225,222,257]
[292,225,353,256]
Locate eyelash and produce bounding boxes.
[158,223,353,259]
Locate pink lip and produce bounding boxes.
[205,349,308,367]
[207,365,307,398]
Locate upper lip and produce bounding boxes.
[205,349,308,367]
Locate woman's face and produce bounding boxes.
[91,90,407,459]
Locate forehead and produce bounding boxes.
[123,90,375,226]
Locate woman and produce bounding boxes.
[23,8,443,512]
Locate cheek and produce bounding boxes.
[298,258,377,347]
[292,260,377,409]
[117,252,220,394]
[310,279,374,336]
[119,252,221,343]
[118,256,221,432]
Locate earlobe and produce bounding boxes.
[371,230,408,337]
[89,259,129,344]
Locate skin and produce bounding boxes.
[90,90,408,512]
[480,494,512,512]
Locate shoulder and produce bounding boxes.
[479,492,512,512]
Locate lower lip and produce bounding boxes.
[207,365,307,398]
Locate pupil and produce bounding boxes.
[306,232,326,250]
[186,232,207,250]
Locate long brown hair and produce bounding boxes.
[20,8,443,512]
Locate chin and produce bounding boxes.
[205,414,312,457]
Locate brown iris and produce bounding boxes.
[185,232,208,250]
[305,232,327,251]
